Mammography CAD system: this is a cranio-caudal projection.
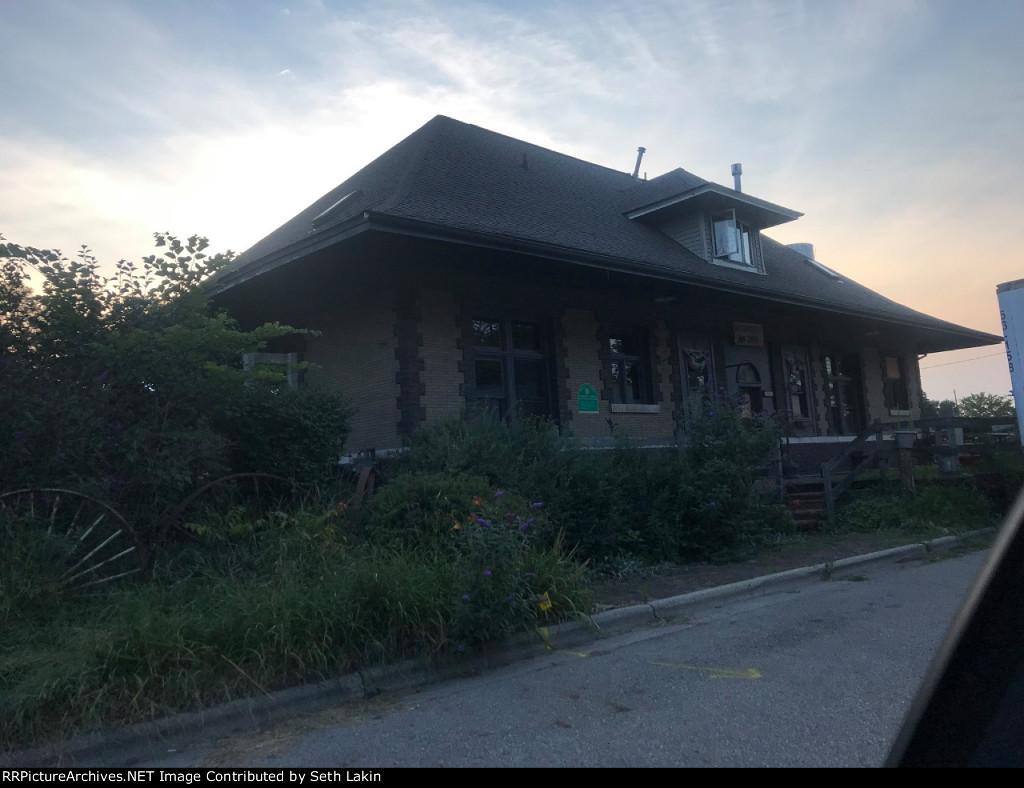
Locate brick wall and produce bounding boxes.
[419,288,464,425]
[304,290,402,452]
[560,308,677,444]
[560,307,604,437]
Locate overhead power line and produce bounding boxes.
[920,352,1006,370]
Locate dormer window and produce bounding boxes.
[713,210,753,265]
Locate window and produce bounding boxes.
[242,352,301,389]
[883,356,911,413]
[470,317,552,420]
[608,329,652,405]
[712,210,753,266]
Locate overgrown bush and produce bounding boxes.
[395,393,794,564]
[0,233,351,553]
[833,481,999,535]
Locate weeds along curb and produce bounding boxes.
[1,529,995,768]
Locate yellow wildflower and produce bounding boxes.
[538,592,552,612]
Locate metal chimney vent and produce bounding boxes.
[632,147,647,179]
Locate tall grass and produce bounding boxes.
[1,504,588,750]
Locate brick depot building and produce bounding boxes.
[211,116,1001,458]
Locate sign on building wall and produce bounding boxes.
[577,384,599,413]
[733,322,764,348]
[996,280,1024,440]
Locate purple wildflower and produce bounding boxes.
[524,572,534,578]
[530,502,544,510]
[462,594,470,601]
[519,517,535,532]
[476,517,491,527]
[493,490,506,498]
[507,594,517,602]
[482,570,492,577]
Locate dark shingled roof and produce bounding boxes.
[216,115,999,349]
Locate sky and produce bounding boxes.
[2,0,1022,402]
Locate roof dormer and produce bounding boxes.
[623,169,802,273]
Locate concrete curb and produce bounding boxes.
[1,529,994,767]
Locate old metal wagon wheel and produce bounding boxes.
[0,488,142,593]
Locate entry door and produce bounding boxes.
[781,345,814,434]
[823,352,864,435]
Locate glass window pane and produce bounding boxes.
[475,358,504,390]
[610,332,641,357]
[626,361,641,402]
[513,358,547,417]
[511,321,540,351]
[472,319,502,348]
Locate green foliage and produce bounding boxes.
[354,473,586,648]
[0,233,351,553]
[357,473,496,551]
[833,482,998,535]
[0,499,589,748]
[957,392,1016,419]
[920,393,959,418]
[0,513,76,626]
[396,393,794,564]
[922,390,1017,419]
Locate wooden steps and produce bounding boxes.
[783,477,828,530]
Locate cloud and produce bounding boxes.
[1,0,1021,382]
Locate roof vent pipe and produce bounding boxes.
[632,147,646,178]
[732,163,742,192]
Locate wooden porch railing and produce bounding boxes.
[822,421,890,525]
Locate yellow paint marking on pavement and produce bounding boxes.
[652,661,762,679]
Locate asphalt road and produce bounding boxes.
[157,547,991,768]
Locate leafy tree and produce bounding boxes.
[1,233,351,556]
[920,392,959,418]
[957,392,1016,419]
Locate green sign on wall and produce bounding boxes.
[577,384,599,413]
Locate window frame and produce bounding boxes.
[883,355,912,415]
[712,209,755,267]
[469,315,553,422]
[242,351,302,389]
[606,326,655,407]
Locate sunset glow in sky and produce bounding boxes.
[2,0,1022,401]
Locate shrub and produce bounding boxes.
[392,396,793,565]
[0,233,352,553]
[834,481,998,535]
